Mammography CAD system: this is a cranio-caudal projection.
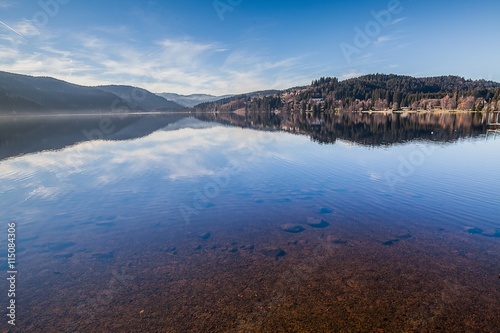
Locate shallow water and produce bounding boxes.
[1,113,499,332]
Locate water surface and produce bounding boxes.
[1,113,499,332]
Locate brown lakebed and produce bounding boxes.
[15,214,500,333]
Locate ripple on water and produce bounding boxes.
[95,222,117,227]
[47,242,77,252]
[54,253,74,259]
[92,251,115,259]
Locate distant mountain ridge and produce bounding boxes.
[0,71,127,113]
[157,93,233,108]
[195,89,282,110]
[157,90,281,108]
[0,71,183,114]
[98,85,183,111]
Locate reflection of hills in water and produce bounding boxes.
[195,111,489,145]
[0,111,492,161]
[0,114,189,161]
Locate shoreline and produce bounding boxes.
[0,111,195,119]
[0,110,498,122]
[361,109,500,114]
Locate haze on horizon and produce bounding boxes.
[0,0,499,95]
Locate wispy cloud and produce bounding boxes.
[373,35,393,46]
[155,38,224,65]
[91,25,131,36]
[11,20,40,37]
[1,1,499,93]
[0,20,315,95]
[339,69,364,80]
[0,0,12,9]
[391,17,406,25]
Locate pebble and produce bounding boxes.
[280,224,305,233]
[306,217,330,228]
[198,232,211,240]
[261,247,287,260]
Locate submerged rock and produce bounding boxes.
[484,229,500,238]
[261,247,287,260]
[306,217,330,228]
[241,244,255,251]
[319,207,333,214]
[382,239,400,246]
[280,224,305,233]
[198,232,212,240]
[466,227,483,234]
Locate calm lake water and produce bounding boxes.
[1,113,499,332]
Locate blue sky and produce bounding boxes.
[0,0,499,95]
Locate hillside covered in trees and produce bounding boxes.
[196,74,500,114]
[0,71,184,114]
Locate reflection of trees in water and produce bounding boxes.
[195,111,489,146]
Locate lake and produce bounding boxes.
[1,112,499,332]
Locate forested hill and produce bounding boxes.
[0,71,183,114]
[197,74,500,113]
[0,71,125,113]
[303,74,500,111]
